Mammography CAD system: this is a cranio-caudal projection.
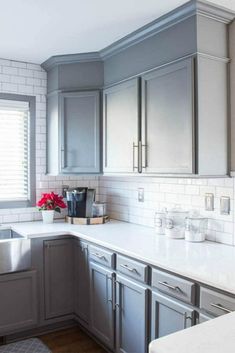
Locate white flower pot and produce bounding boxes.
[42,210,54,224]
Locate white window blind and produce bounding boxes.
[0,99,30,201]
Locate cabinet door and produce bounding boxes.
[142,58,195,174]
[0,270,37,335]
[44,239,74,319]
[60,91,100,174]
[151,291,195,340]
[116,274,148,353]
[74,240,90,328]
[198,313,213,323]
[103,78,140,173]
[89,262,115,350]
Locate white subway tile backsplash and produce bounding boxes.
[98,176,235,246]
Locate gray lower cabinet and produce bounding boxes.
[198,313,213,323]
[89,261,115,350]
[141,58,194,174]
[103,78,140,173]
[116,274,148,353]
[74,240,90,328]
[0,270,37,335]
[44,239,74,319]
[151,291,195,340]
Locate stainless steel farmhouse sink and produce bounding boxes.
[0,228,31,274]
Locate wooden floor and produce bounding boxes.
[40,327,107,353]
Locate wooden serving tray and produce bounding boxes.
[65,215,109,225]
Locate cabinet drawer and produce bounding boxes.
[152,269,196,305]
[89,245,115,268]
[116,255,148,284]
[200,287,235,317]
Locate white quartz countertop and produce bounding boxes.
[149,311,235,353]
[8,219,235,294]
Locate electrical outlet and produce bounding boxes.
[205,193,214,211]
[138,188,144,202]
[62,185,69,198]
[220,196,230,215]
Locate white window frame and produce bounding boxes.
[0,93,36,208]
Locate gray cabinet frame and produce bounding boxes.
[0,270,37,335]
[89,261,115,350]
[44,239,74,319]
[141,58,195,174]
[116,274,149,353]
[59,90,101,174]
[151,291,195,340]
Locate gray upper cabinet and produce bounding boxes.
[44,239,74,319]
[74,240,90,328]
[151,291,195,340]
[103,78,140,173]
[89,261,115,350]
[59,91,100,174]
[141,58,194,174]
[116,274,148,353]
[0,270,37,335]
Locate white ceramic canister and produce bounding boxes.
[185,217,207,242]
[154,210,166,235]
[165,208,189,239]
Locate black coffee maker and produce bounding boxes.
[66,187,95,218]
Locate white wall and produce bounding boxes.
[0,58,98,223]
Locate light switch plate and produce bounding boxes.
[138,188,144,202]
[220,196,230,215]
[205,193,214,211]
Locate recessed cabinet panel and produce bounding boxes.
[103,78,139,173]
[74,241,90,327]
[60,91,100,173]
[0,271,37,335]
[44,239,74,319]
[142,58,194,174]
[89,262,115,350]
[116,275,148,353]
[151,291,195,340]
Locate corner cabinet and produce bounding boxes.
[47,90,101,175]
[44,239,74,319]
[74,240,90,328]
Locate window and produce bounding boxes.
[0,94,36,208]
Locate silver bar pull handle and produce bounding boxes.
[61,148,65,169]
[184,312,192,329]
[91,252,106,261]
[107,276,115,310]
[133,142,138,171]
[142,144,147,169]
[158,281,179,291]
[210,303,232,314]
[138,141,142,173]
[115,280,121,309]
[120,264,138,273]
